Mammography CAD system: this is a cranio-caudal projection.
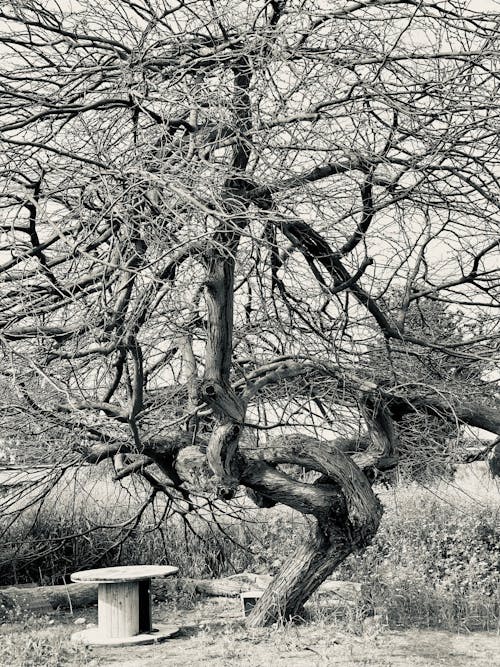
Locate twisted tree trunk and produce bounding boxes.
[195,52,388,628]
[241,435,383,626]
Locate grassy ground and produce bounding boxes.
[1,596,499,667]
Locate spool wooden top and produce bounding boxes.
[71,565,178,584]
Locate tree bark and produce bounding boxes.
[216,433,382,627]
[245,524,362,627]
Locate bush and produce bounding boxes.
[336,484,500,631]
[0,503,258,585]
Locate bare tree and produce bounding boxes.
[0,0,499,625]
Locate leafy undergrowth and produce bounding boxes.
[335,481,500,631]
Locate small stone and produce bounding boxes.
[74,617,86,625]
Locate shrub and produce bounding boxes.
[336,484,500,631]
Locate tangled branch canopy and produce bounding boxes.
[0,0,499,499]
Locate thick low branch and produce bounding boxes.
[249,435,381,535]
[82,431,193,465]
[241,460,346,518]
[201,380,246,421]
[205,421,244,499]
[357,394,398,474]
[388,394,500,436]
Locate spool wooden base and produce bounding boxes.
[70,565,179,647]
[71,624,180,647]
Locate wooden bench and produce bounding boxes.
[71,565,179,646]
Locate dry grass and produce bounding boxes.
[0,610,97,667]
[1,597,499,667]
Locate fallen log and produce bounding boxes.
[0,574,366,616]
[0,582,98,615]
[157,573,367,609]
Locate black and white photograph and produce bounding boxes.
[0,1,498,665]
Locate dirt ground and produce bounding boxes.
[55,597,499,667]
